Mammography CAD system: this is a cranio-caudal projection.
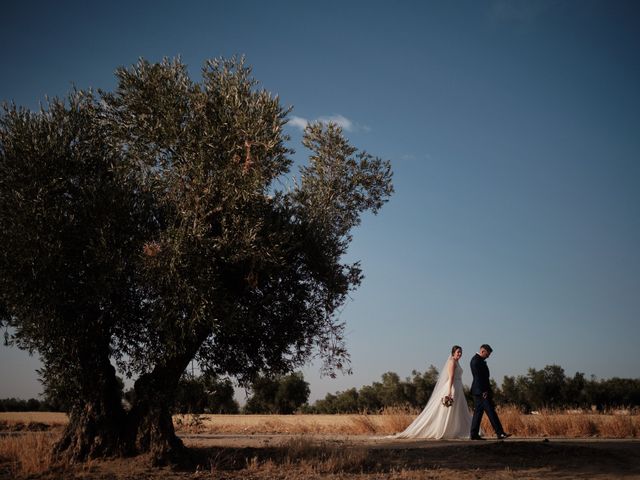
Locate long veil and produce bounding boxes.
[394,355,470,439]
[429,356,453,405]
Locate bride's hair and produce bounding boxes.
[451,345,462,356]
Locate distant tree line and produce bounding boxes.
[166,371,310,415]
[243,372,310,414]
[307,364,640,413]
[307,367,441,413]
[134,372,241,415]
[0,371,310,415]
[0,397,59,412]
[2,364,638,414]
[495,365,640,412]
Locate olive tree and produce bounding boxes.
[0,56,393,463]
[0,91,153,459]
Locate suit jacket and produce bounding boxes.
[470,353,491,396]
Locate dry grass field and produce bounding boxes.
[1,409,640,479]
[2,407,638,438]
[170,407,640,438]
[0,412,67,432]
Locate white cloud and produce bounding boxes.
[317,114,354,131]
[288,116,309,130]
[287,113,369,133]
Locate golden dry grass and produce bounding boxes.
[238,436,370,475]
[2,409,638,438]
[0,412,68,433]
[0,412,68,424]
[482,406,639,438]
[172,407,640,438]
[0,432,56,477]
[1,413,640,479]
[173,412,415,435]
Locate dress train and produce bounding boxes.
[395,357,472,439]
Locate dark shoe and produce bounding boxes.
[497,432,512,440]
[470,435,485,440]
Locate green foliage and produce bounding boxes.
[96,56,394,385]
[173,375,208,414]
[297,122,393,243]
[311,366,440,413]
[0,56,393,459]
[310,365,640,413]
[0,55,393,423]
[173,372,239,414]
[410,366,440,406]
[0,397,56,412]
[495,365,640,411]
[583,377,640,410]
[244,372,310,414]
[202,372,240,414]
[0,91,152,408]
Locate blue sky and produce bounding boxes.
[1,0,639,402]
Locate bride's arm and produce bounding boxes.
[447,359,455,398]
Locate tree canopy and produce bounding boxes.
[244,372,310,414]
[307,365,640,414]
[171,372,239,415]
[0,56,393,463]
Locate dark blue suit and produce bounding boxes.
[470,353,505,437]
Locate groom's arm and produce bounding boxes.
[471,357,490,397]
[480,363,491,396]
[470,356,482,390]
[470,355,479,374]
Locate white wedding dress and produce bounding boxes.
[395,357,472,439]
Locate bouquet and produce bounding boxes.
[441,395,454,407]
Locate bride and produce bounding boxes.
[394,345,472,439]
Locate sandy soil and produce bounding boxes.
[181,434,640,478]
[2,413,640,479]
[3,434,638,479]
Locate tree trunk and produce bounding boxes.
[127,397,184,466]
[53,352,190,465]
[127,358,192,465]
[53,325,209,464]
[126,326,210,465]
[53,358,129,462]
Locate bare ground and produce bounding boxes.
[4,434,639,480]
[2,413,640,479]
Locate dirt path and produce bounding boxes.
[3,433,640,479]
[178,434,640,479]
[181,432,639,448]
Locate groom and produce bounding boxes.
[470,344,511,440]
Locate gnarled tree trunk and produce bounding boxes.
[126,324,211,464]
[54,357,129,462]
[54,322,208,465]
[127,355,195,465]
